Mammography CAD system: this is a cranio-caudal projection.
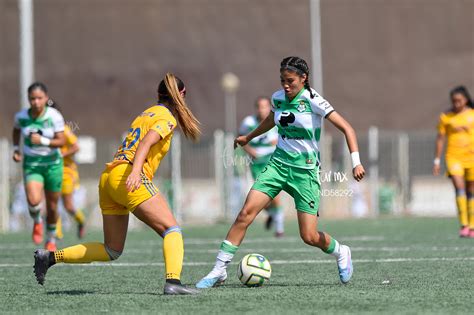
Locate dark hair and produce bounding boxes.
[254,96,270,107]
[27,82,48,95]
[157,73,201,141]
[450,85,473,109]
[47,98,61,113]
[280,56,314,98]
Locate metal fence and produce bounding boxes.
[0,127,457,232]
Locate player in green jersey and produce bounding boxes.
[12,82,66,251]
[239,97,284,237]
[197,56,365,288]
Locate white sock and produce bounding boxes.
[46,224,57,243]
[207,241,236,278]
[274,210,284,234]
[329,240,341,259]
[28,204,42,224]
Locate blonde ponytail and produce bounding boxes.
[163,73,201,141]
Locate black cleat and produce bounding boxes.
[163,283,199,295]
[34,249,51,285]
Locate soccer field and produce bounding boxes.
[1,217,472,314]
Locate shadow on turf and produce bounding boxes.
[46,290,164,296]
[46,290,96,296]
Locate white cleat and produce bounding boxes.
[195,270,227,289]
[337,245,353,284]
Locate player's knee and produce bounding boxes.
[236,208,253,225]
[300,231,319,245]
[105,245,122,261]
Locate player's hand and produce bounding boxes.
[234,135,249,149]
[12,151,22,163]
[433,164,441,176]
[353,165,365,182]
[126,170,142,192]
[30,133,42,145]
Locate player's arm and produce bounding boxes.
[30,131,65,148]
[234,112,275,148]
[126,130,161,192]
[326,111,365,181]
[12,127,21,162]
[433,132,445,176]
[62,142,80,158]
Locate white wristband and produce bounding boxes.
[433,158,440,166]
[39,136,51,146]
[13,145,20,152]
[351,152,361,169]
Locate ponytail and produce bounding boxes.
[159,73,201,141]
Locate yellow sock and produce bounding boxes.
[73,209,86,225]
[456,195,468,227]
[56,216,64,240]
[468,196,474,229]
[163,227,183,281]
[54,242,111,263]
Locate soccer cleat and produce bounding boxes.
[337,245,353,284]
[275,232,284,238]
[32,222,44,245]
[33,249,51,285]
[195,271,227,289]
[459,226,470,238]
[164,283,200,295]
[45,241,57,252]
[78,223,85,239]
[469,229,474,238]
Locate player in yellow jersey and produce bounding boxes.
[47,100,86,239]
[34,73,201,295]
[433,86,474,238]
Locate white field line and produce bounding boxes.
[1,257,474,268]
[0,236,385,250]
[3,245,473,253]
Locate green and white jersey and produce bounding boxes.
[14,106,65,166]
[271,88,334,169]
[239,115,278,164]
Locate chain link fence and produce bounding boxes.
[0,128,457,232]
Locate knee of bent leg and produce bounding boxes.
[105,245,122,261]
[300,230,319,245]
[235,208,254,225]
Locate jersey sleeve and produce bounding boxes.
[150,112,176,139]
[51,109,65,133]
[310,92,335,118]
[239,116,252,136]
[437,114,446,135]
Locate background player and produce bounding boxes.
[239,97,284,237]
[47,100,86,239]
[34,73,201,295]
[433,86,474,237]
[197,56,365,288]
[12,83,66,251]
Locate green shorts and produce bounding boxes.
[252,158,321,215]
[23,160,64,193]
[250,163,267,180]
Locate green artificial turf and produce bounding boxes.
[1,217,473,314]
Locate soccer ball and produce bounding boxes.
[237,253,272,287]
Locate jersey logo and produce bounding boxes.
[297,101,306,113]
[279,111,295,127]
